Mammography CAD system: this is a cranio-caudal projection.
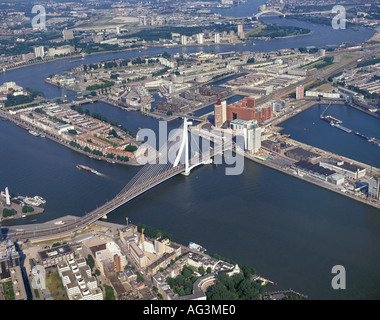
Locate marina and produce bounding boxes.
[321,112,379,145]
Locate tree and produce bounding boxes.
[124,144,137,152]
[237,279,263,300]
[166,277,176,289]
[86,254,95,270]
[218,273,235,292]
[182,266,193,279]
[22,206,34,213]
[240,265,256,279]
[199,266,205,276]
[68,129,77,135]
[207,282,238,300]
[232,273,245,289]
[175,275,185,287]
[162,51,171,59]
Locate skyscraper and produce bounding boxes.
[237,24,245,39]
[214,99,227,127]
[197,33,204,45]
[181,35,187,45]
[368,175,379,200]
[296,85,304,100]
[214,33,220,44]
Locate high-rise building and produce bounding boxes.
[230,119,261,153]
[139,16,147,26]
[0,240,21,279]
[237,24,245,39]
[34,46,45,58]
[197,33,204,45]
[368,175,379,200]
[214,99,227,127]
[296,85,304,100]
[214,33,220,44]
[181,35,187,45]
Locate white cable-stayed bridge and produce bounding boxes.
[2,118,231,241]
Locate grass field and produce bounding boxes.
[2,281,15,300]
[45,270,67,300]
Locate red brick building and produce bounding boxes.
[214,97,272,126]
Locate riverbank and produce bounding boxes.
[0,110,144,168]
[244,149,380,210]
[0,202,44,223]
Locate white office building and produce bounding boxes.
[230,119,261,153]
[34,46,45,58]
[197,33,204,45]
[214,33,220,44]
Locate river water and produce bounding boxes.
[0,5,379,299]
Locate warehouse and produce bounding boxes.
[292,160,336,181]
[285,147,320,161]
[319,158,366,179]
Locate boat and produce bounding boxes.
[29,130,39,136]
[40,134,46,138]
[76,164,98,174]
[18,195,46,206]
[89,155,102,160]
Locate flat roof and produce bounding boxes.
[286,147,320,159]
[38,244,73,261]
[294,160,336,177]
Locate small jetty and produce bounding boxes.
[330,122,352,133]
[262,289,308,300]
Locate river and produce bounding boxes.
[0,5,379,299]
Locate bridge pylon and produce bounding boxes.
[173,117,193,175]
